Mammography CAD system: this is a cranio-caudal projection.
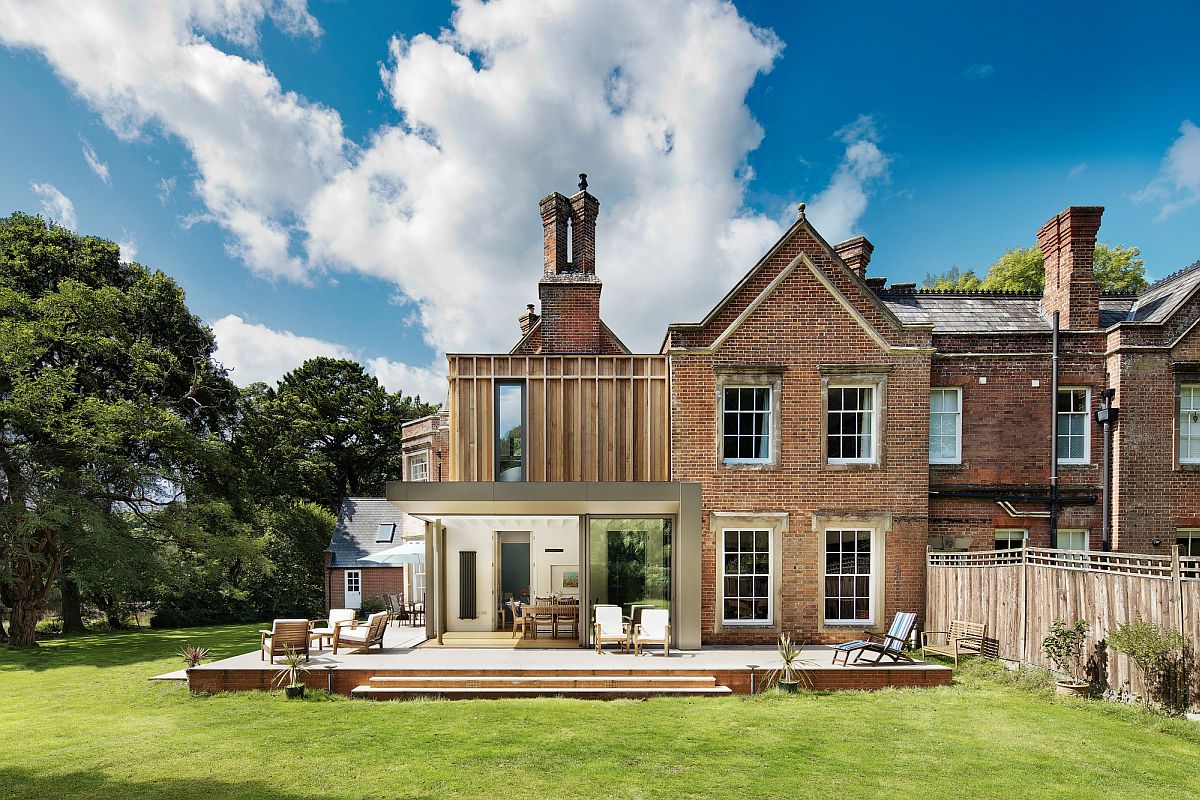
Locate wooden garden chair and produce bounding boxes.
[631,608,670,657]
[331,611,389,654]
[831,612,917,665]
[309,608,356,650]
[509,600,527,638]
[593,604,630,653]
[261,619,311,663]
[921,620,986,665]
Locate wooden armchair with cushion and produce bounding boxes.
[309,608,356,650]
[261,619,311,663]
[593,604,630,654]
[331,611,390,655]
[631,608,670,657]
[831,612,917,666]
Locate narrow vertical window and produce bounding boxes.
[721,529,772,624]
[722,386,771,463]
[1056,388,1090,464]
[496,382,525,481]
[929,388,962,464]
[1180,384,1200,464]
[823,529,875,624]
[827,385,876,463]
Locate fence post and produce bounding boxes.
[1170,545,1184,639]
[1018,544,1028,664]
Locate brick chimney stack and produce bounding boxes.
[835,236,874,278]
[527,174,622,354]
[518,304,539,336]
[1038,206,1103,330]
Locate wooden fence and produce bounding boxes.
[926,546,1200,708]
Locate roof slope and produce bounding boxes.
[1127,260,1200,323]
[327,497,409,568]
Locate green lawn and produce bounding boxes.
[1,625,1198,799]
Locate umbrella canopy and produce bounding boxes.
[359,541,425,565]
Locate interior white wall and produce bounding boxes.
[443,517,578,633]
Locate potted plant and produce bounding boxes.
[177,644,210,669]
[1042,618,1089,697]
[769,634,813,693]
[274,646,310,699]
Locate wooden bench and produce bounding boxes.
[921,620,986,665]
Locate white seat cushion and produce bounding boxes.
[636,609,669,640]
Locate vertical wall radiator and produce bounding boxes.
[459,551,477,619]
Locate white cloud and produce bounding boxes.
[211,314,354,386]
[117,231,138,261]
[156,176,176,204]
[1135,120,1200,218]
[963,63,994,80]
[211,314,447,402]
[1068,162,1087,179]
[30,181,77,229]
[805,115,891,243]
[3,2,895,379]
[80,136,110,183]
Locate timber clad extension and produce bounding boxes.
[382,182,1200,646]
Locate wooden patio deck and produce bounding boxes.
[169,625,952,697]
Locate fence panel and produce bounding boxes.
[927,546,1198,709]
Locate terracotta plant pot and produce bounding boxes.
[777,680,799,694]
[284,684,306,700]
[1054,680,1089,698]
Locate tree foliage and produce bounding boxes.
[0,213,241,646]
[979,244,1148,293]
[920,266,983,292]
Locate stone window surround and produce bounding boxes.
[812,511,890,634]
[710,511,787,634]
[1174,365,1200,470]
[819,365,890,471]
[712,365,785,471]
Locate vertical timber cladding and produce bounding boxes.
[447,355,670,481]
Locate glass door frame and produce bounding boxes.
[577,513,678,648]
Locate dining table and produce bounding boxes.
[519,602,580,639]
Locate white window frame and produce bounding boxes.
[345,570,361,594]
[411,559,426,602]
[1179,384,1200,464]
[1056,387,1091,465]
[1176,529,1200,557]
[822,528,878,626]
[1057,529,1089,551]
[721,385,773,465]
[929,387,962,464]
[408,451,430,482]
[994,528,1027,550]
[719,528,773,626]
[827,384,879,465]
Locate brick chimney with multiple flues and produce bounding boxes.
[527,174,617,354]
[1038,206,1103,330]
[835,236,874,278]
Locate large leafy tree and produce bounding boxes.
[0,213,240,646]
[234,358,438,514]
[920,266,983,291]
[980,243,1148,293]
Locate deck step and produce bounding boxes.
[351,684,733,699]
[351,673,731,699]
[366,674,717,690]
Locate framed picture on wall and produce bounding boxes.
[551,565,579,595]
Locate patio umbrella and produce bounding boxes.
[359,541,425,565]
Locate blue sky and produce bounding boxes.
[1,1,1198,401]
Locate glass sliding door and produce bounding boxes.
[587,518,672,642]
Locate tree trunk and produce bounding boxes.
[7,598,40,648]
[60,563,86,634]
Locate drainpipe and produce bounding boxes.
[1096,388,1119,552]
[1049,311,1060,548]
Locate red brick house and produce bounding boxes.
[362,181,1199,648]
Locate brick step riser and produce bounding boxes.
[366,678,716,689]
[351,688,733,700]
